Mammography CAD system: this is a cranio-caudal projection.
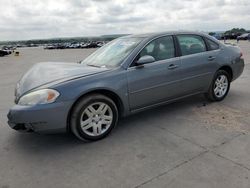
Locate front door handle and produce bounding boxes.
[168,64,179,70]
[208,56,215,61]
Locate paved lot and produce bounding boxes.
[0,41,250,188]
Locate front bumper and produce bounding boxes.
[7,101,73,133]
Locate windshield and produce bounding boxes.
[81,37,144,68]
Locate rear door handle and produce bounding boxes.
[168,64,179,70]
[208,56,215,61]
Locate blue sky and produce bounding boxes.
[0,0,249,40]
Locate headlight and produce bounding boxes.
[18,89,60,106]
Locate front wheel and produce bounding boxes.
[205,70,231,101]
[70,94,118,141]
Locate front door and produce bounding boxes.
[127,36,183,110]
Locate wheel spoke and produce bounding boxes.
[101,119,112,125]
[92,124,102,136]
[88,106,96,113]
[219,89,223,96]
[96,103,104,112]
[97,103,108,114]
[81,118,91,127]
[215,79,220,85]
[85,109,91,117]
[214,86,219,93]
[101,105,108,115]
[103,115,112,121]
[220,76,225,82]
[97,124,102,134]
[81,122,93,130]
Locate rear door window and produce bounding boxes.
[177,35,206,56]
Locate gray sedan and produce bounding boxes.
[7,31,244,141]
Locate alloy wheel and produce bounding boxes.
[214,75,228,98]
[80,102,113,136]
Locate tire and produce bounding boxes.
[70,94,118,141]
[205,70,231,101]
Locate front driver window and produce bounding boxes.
[137,36,175,63]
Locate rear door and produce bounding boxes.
[176,34,218,95]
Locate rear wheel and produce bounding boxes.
[205,70,230,101]
[70,94,118,141]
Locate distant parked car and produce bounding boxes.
[212,33,222,40]
[44,45,56,50]
[69,43,80,49]
[0,50,11,57]
[81,42,98,48]
[97,41,105,47]
[81,43,90,48]
[237,33,250,40]
[2,46,16,51]
[8,31,244,141]
[86,42,98,48]
[56,44,66,49]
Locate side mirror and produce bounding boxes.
[136,55,155,66]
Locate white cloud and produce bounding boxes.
[0,0,249,40]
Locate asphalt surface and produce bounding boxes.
[0,42,250,188]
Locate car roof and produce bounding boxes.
[122,31,209,39]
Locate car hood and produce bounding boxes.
[16,62,108,97]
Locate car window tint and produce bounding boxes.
[177,35,206,56]
[145,42,155,53]
[140,41,156,57]
[206,38,219,50]
[139,36,175,62]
